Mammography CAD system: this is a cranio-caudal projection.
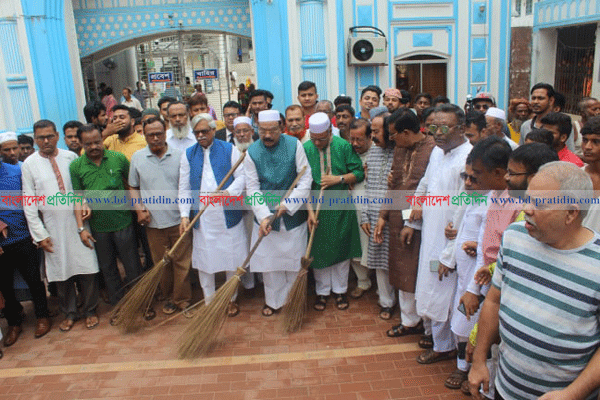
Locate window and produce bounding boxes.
[525,0,533,15]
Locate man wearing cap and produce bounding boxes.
[0,132,22,165]
[383,88,403,113]
[472,93,495,113]
[484,108,518,150]
[22,119,100,331]
[315,100,341,137]
[304,112,364,311]
[245,109,312,316]
[179,113,247,317]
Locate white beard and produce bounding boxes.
[234,137,253,152]
[171,123,190,140]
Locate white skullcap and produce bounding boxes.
[0,131,18,145]
[309,112,331,134]
[233,116,252,128]
[258,110,280,123]
[485,107,506,121]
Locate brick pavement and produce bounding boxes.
[0,286,470,400]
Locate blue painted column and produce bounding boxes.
[20,0,79,134]
[299,0,327,99]
[250,0,292,111]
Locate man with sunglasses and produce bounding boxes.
[472,92,496,114]
[407,104,472,365]
[179,113,247,317]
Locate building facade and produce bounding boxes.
[0,0,512,145]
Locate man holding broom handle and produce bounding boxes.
[179,113,247,317]
[245,109,313,317]
[304,112,364,312]
[129,117,192,316]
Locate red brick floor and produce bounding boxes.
[0,286,470,400]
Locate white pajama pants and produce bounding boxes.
[399,290,420,327]
[375,269,395,308]
[262,270,299,310]
[199,270,238,304]
[313,259,350,296]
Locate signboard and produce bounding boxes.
[148,72,173,83]
[194,69,218,80]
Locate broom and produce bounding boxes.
[177,166,307,359]
[281,169,328,333]
[110,151,247,333]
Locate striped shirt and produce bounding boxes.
[492,222,600,400]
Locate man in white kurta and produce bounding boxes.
[21,120,100,331]
[406,105,472,363]
[179,113,247,315]
[244,109,312,316]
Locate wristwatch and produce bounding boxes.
[340,175,345,184]
[77,227,85,234]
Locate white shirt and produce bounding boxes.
[122,97,143,111]
[166,127,196,153]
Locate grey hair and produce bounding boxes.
[538,161,594,220]
[316,100,334,112]
[191,113,216,130]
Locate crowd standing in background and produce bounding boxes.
[0,79,600,400]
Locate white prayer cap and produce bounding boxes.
[485,107,506,121]
[233,116,252,128]
[258,110,280,123]
[309,112,331,134]
[0,131,18,145]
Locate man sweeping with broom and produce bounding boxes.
[179,113,247,317]
[304,112,364,312]
[245,109,313,317]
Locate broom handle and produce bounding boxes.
[303,169,329,259]
[236,165,308,272]
[170,151,247,252]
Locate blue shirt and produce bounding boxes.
[0,162,30,246]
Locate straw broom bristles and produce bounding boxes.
[177,166,307,359]
[110,152,247,333]
[281,181,327,333]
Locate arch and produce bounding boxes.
[74,0,251,58]
[395,50,450,62]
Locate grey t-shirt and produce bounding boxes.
[129,146,182,229]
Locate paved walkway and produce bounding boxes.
[0,286,468,400]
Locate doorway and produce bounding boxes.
[395,54,447,100]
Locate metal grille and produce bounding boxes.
[135,32,255,120]
[525,0,533,15]
[554,24,596,115]
[514,0,522,16]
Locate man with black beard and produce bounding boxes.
[504,143,559,198]
[103,105,147,161]
[166,101,195,152]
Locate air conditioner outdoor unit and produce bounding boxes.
[348,36,388,66]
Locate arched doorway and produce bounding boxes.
[395,54,448,100]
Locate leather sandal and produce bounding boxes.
[418,334,434,349]
[262,304,279,317]
[313,295,328,311]
[85,315,99,329]
[416,348,458,364]
[386,322,425,337]
[227,302,240,317]
[379,306,394,320]
[59,319,75,332]
[334,293,349,310]
[444,368,469,389]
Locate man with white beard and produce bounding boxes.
[233,116,255,152]
[166,101,196,152]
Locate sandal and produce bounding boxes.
[262,304,279,317]
[418,334,434,349]
[416,348,457,364]
[143,308,156,321]
[313,295,328,311]
[227,302,240,317]
[59,318,75,332]
[85,315,99,330]
[379,307,394,320]
[386,322,424,337]
[461,379,472,396]
[334,293,349,310]
[444,368,469,389]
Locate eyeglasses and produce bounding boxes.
[223,113,239,119]
[460,172,477,183]
[193,129,212,136]
[428,124,460,135]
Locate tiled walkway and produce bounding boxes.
[0,286,469,400]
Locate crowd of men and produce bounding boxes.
[0,79,600,400]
